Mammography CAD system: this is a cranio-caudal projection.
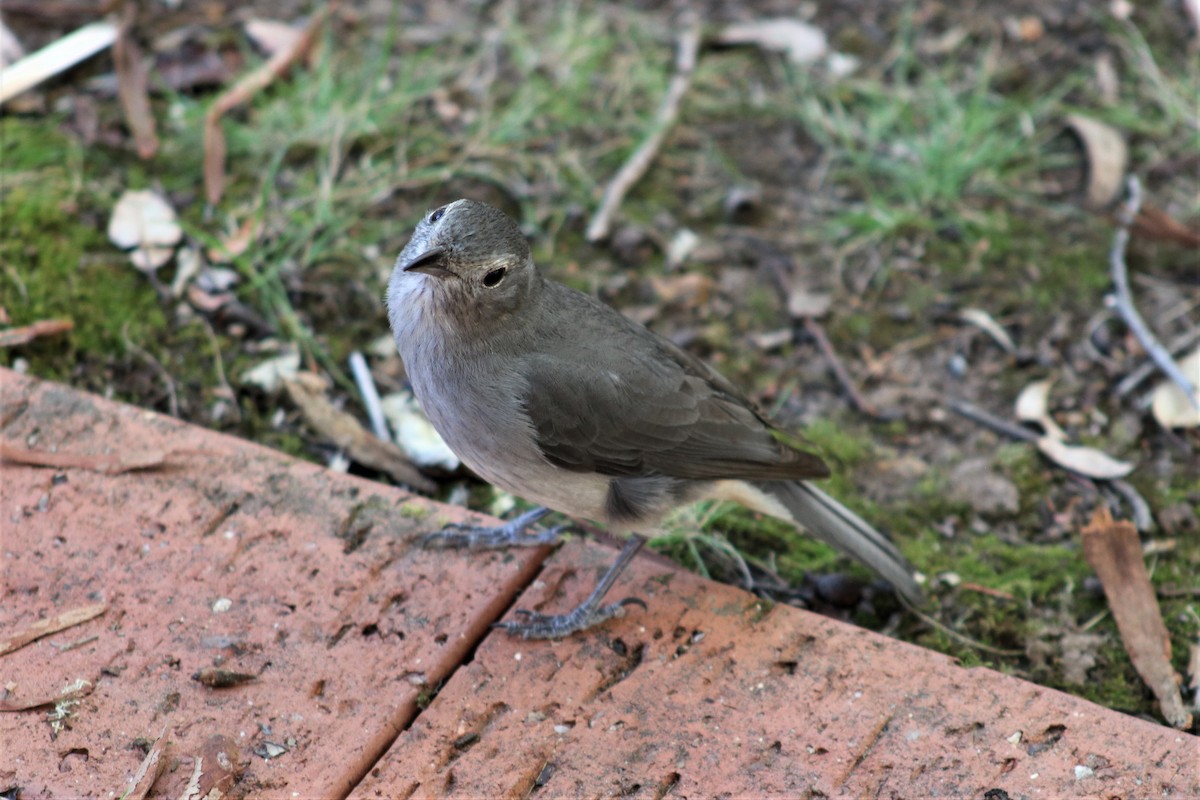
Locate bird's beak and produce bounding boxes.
[401,246,454,278]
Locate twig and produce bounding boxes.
[203,6,331,204]
[1115,328,1200,398]
[1108,176,1198,409]
[585,17,701,242]
[803,316,880,417]
[349,350,390,442]
[1105,478,1154,532]
[945,397,1039,443]
[0,318,73,347]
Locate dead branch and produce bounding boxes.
[586,17,701,242]
[1108,176,1198,409]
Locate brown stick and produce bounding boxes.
[802,316,880,417]
[586,17,701,242]
[203,6,331,204]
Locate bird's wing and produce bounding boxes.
[520,329,829,482]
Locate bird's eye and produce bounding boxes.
[482,268,506,288]
[428,207,446,223]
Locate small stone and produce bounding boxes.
[947,458,1019,516]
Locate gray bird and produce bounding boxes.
[387,199,922,638]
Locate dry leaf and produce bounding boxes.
[0,441,170,474]
[169,246,205,298]
[1094,52,1119,106]
[0,318,73,348]
[1132,203,1200,248]
[193,734,244,797]
[245,18,304,57]
[119,723,170,800]
[380,392,460,471]
[0,677,94,712]
[1065,114,1128,209]
[240,350,301,394]
[715,18,828,64]
[959,307,1016,354]
[284,376,436,492]
[649,273,715,307]
[0,602,107,656]
[1035,436,1134,479]
[0,21,118,105]
[665,228,699,269]
[1151,346,1200,428]
[786,288,832,319]
[107,189,181,273]
[114,7,158,159]
[207,214,264,263]
[1081,507,1192,729]
[1014,379,1068,441]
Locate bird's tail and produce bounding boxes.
[756,480,923,604]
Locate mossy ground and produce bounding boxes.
[2,1,1196,723]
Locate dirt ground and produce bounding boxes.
[2,0,1197,728]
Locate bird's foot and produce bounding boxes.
[492,534,648,638]
[494,596,647,639]
[420,506,567,550]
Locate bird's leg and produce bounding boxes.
[494,534,648,639]
[420,506,567,549]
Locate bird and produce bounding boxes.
[386,198,921,638]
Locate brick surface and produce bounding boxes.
[2,368,1197,799]
[353,541,1199,799]
[0,369,550,798]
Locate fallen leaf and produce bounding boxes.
[169,245,205,298]
[786,288,832,319]
[665,228,699,269]
[1132,203,1200,248]
[715,18,828,64]
[245,18,304,57]
[284,376,436,492]
[193,734,244,797]
[1151,346,1200,428]
[0,602,107,656]
[118,723,170,800]
[648,272,714,307]
[107,189,181,273]
[114,6,158,159]
[0,318,73,348]
[0,677,94,712]
[960,307,1016,354]
[207,213,264,262]
[1081,507,1192,729]
[1065,114,1128,209]
[1014,379,1068,440]
[1094,52,1119,106]
[380,391,460,471]
[1036,436,1134,479]
[0,441,172,474]
[240,350,301,394]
